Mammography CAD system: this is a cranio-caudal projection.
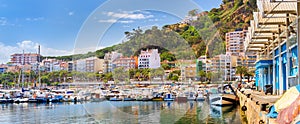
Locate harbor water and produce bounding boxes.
[0,101,245,124]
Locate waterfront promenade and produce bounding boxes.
[237,86,300,124]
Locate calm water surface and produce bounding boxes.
[0,101,244,124]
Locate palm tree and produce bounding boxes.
[245,69,255,83]
[206,72,212,82]
[236,66,247,83]
[59,70,68,83]
[198,70,206,82]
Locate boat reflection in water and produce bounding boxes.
[0,101,243,123]
[83,100,243,124]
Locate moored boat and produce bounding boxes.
[209,84,238,106]
[163,93,175,101]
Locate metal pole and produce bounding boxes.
[286,13,290,90]
[21,50,24,88]
[38,45,41,89]
[297,1,300,85]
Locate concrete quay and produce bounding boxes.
[237,89,281,124]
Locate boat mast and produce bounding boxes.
[21,50,24,88]
[38,45,41,89]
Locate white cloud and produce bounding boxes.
[0,17,7,26]
[98,19,117,23]
[68,11,74,16]
[119,20,134,23]
[99,11,154,24]
[25,17,44,21]
[149,18,159,22]
[105,11,153,19]
[98,19,134,24]
[0,40,72,64]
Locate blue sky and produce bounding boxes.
[0,0,222,63]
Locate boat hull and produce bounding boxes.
[152,97,163,101]
[164,98,174,101]
[123,98,135,101]
[109,98,122,101]
[209,94,237,106]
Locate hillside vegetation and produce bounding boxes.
[45,0,256,60]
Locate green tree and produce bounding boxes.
[198,70,206,82]
[104,72,113,81]
[171,75,179,81]
[206,72,212,82]
[244,69,254,83]
[41,75,50,85]
[236,66,247,83]
[162,63,171,70]
[87,72,96,82]
[151,67,165,81]
[59,70,68,82]
[113,67,129,83]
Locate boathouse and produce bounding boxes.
[244,0,300,95]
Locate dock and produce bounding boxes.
[237,89,281,124]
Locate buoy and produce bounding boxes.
[259,120,264,124]
[241,105,247,111]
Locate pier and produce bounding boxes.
[237,89,280,124]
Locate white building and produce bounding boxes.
[104,52,122,73]
[197,55,211,73]
[211,54,238,81]
[75,59,86,72]
[225,30,247,56]
[138,49,161,69]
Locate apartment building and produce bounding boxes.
[10,53,41,65]
[138,49,161,69]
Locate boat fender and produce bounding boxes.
[259,120,264,124]
[241,105,247,111]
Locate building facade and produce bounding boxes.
[86,57,104,73]
[138,49,161,69]
[10,53,41,65]
[226,30,247,56]
[210,54,238,81]
[114,56,135,70]
[244,0,299,95]
[104,52,122,73]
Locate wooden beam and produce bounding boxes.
[258,22,286,26]
[250,41,270,44]
[252,36,272,39]
[254,30,278,33]
[264,10,297,15]
[248,45,265,48]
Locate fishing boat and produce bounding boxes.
[175,92,187,102]
[123,97,135,101]
[14,98,29,103]
[196,93,205,101]
[163,93,175,101]
[123,95,135,101]
[209,84,238,106]
[152,92,163,101]
[109,96,122,101]
[152,97,163,101]
[136,95,152,101]
[90,92,106,102]
[187,92,196,101]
